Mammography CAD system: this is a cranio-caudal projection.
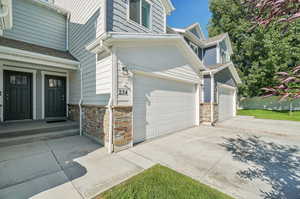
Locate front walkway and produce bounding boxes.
[0,136,143,199]
[0,118,299,199]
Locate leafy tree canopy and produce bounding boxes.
[208,0,300,97]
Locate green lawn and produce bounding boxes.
[238,109,300,122]
[96,165,234,199]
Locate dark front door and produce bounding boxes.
[4,70,32,121]
[45,75,66,118]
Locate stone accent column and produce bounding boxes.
[82,105,110,146]
[200,103,219,124]
[68,104,80,121]
[112,106,133,152]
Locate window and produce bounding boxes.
[129,0,151,29]
[10,75,28,85]
[189,42,198,55]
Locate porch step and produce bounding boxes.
[0,121,79,139]
[0,129,79,148]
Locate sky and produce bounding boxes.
[167,0,212,37]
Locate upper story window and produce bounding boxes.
[189,42,198,55]
[219,40,230,64]
[129,0,151,29]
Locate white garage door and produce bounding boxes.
[133,74,197,144]
[218,84,236,122]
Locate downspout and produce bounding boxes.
[79,64,83,136]
[108,96,113,153]
[210,72,215,125]
[66,13,70,50]
[103,0,107,33]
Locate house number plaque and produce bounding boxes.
[118,88,128,96]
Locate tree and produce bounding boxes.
[244,0,300,101]
[208,0,300,97]
[244,0,300,27]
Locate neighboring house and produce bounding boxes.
[0,0,240,153]
[169,24,242,123]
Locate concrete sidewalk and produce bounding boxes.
[0,136,143,199]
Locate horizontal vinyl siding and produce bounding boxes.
[116,44,200,83]
[215,68,236,87]
[108,0,165,33]
[96,55,112,94]
[204,75,211,103]
[203,45,217,67]
[54,0,109,105]
[4,0,66,51]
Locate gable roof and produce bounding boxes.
[185,23,206,40]
[203,62,242,84]
[203,33,233,55]
[86,32,205,72]
[160,0,175,15]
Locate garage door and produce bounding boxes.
[133,74,197,144]
[218,85,236,122]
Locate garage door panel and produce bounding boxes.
[133,75,196,143]
[218,85,235,122]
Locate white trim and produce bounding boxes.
[216,42,220,64]
[28,0,70,16]
[0,46,79,70]
[201,75,204,103]
[130,68,199,85]
[41,71,69,119]
[0,65,3,122]
[210,72,214,123]
[195,83,200,126]
[0,65,37,121]
[203,62,242,84]
[218,83,236,90]
[127,0,153,31]
[0,60,69,73]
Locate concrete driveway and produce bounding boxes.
[0,117,299,199]
[121,117,300,199]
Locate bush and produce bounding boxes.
[239,97,300,111]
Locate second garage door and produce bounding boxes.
[218,84,236,122]
[133,74,197,144]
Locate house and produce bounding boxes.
[169,24,242,123]
[0,0,240,153]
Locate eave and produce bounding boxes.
[0,46,79,70]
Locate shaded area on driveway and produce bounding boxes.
[221,135,300,199]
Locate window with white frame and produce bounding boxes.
[129,0,151,29]
[189,42,198,55]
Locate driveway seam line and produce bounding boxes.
[45,141,85,199]
[201,151,229,179]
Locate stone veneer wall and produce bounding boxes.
[112,106,133,152]
[68,104,80,121]
[82,105,110,146]
[200,103,219,124]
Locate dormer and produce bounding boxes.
[0,0,13,35]
[202,33,233,67]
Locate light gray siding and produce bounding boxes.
[203,45,217,67]
[55,0,109,105]
[203,75,211,103]
[4,0,67,51]
[203,68,237,103]
[215,68,236,87]
[107,0,166,33]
